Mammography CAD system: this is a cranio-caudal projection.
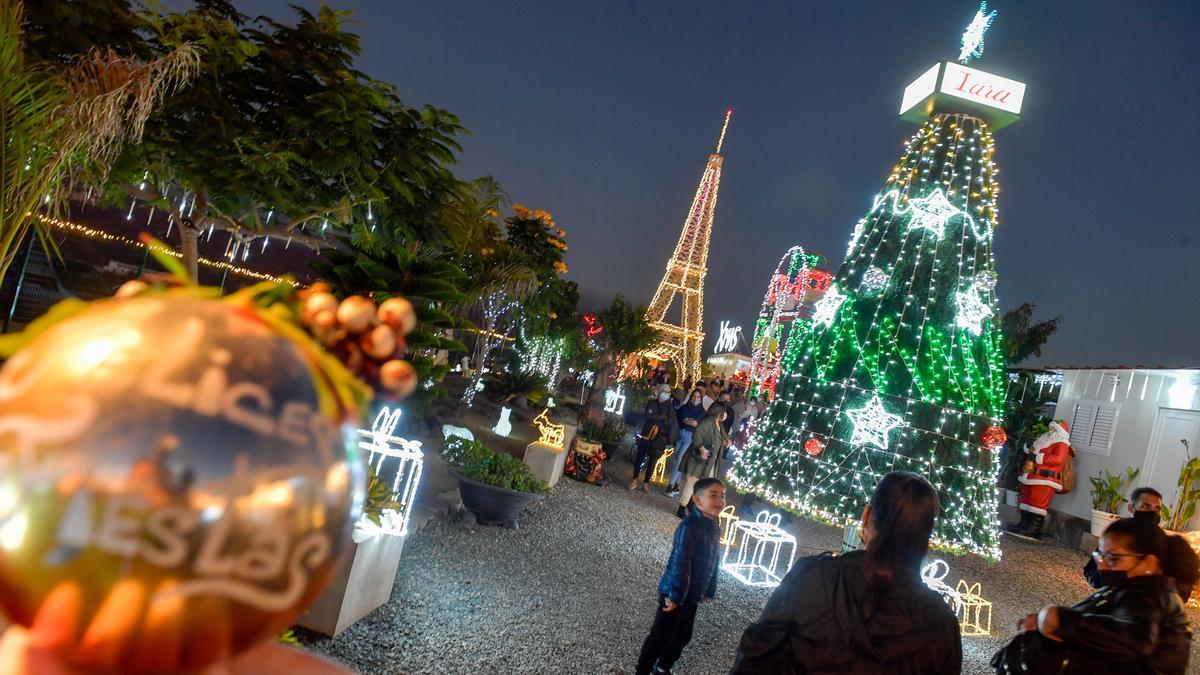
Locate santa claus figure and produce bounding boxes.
[1009,419,1073,539]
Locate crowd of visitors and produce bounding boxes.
[627,376,766,509]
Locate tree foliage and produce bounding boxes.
[23,0,465,278]
[3,0,197,278]
[1001,302,1061,365]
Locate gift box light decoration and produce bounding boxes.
[722,511,797,588]
[493,406,513,437]
[650,448,674,484]
[718,505,740,547]
[358,407,425,537]
[954,579,993,635]
[532,408,565,448]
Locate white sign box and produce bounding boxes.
[940,62,1024,115]
[899,61,1025,130]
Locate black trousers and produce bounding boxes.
[633,441,666,483]
[636,596,700,674]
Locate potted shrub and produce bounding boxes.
[443,436,549,526]
[1162,442,1200,532]
[1088,466,1139,536]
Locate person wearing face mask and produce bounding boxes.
[675,403,731,519]
[629,386,679,493]
[1082,487,1200,601]
[993,517,1191,674]
[664,388,706,497]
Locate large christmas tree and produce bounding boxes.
[732,20,1023,557]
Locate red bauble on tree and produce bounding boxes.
[804,437,824,456]
[981,425,1007,449]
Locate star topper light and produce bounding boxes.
[845,395,904,450]
[906,188,960,239]
[958,1,998,64]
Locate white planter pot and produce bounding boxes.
[296,528,406,637]
[1004,489,1020,507]
[1089,509,1122,537]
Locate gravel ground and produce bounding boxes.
[302,456,1200,674]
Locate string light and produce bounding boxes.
[604,385,626,416]
[958,1,998,64]
[357,407,424,537]
[644,111,731,385]
[713,320,742,353]
[729,109,1013,560]
[34,214,298,286]
[748,247,829,399]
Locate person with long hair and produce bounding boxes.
[674,403,731,519]
[664,387,706,497]
[994,517,1191,674]
[730,472,961,674]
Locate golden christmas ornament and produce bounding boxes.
[0,296,360,672]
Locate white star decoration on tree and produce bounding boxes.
[955,288,993,335]
[811,284,846,329]
[905,188,960,239]
[845,395,904,450]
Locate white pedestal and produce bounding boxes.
[296,531,406,637]
[524,441,567,488]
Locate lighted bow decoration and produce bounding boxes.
[718,505,739,546]
[532,408,565,448]
[371,407,402,439]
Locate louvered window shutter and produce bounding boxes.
[1088,406,1118,450]
[1070,403,1097,447]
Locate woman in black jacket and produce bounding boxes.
[996,517,1191,674]
[730,472,961,674]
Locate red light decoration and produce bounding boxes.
[583,313,604,338]
[804,437,824,456]
[981,425,1007,449]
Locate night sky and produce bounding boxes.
[241,1,1200,367]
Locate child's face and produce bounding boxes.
[693,485,726,517]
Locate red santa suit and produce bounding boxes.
[1017,420,1072,516]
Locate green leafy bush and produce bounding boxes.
[442,437,550,495]
[581,413,625,444]
[1090,466,1139,514]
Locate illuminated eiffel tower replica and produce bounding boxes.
[644,110,731,386]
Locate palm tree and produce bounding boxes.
[0,0,197,279]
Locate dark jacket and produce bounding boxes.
[676,401,705,430]
[730,551,962,675]
[1047,575,1191,674]
[657,503,720,605]
[640,398,678,449]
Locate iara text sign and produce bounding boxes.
[940,62,1024,115]
[899,61,1025,130]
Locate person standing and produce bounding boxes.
[996,517,1191,674]
[635,478,726,675]
[676,404,731,518]
[629,386,678,493]
[665,388,705,497]
[730,472,961,674]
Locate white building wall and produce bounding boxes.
[1050,369,1200,521]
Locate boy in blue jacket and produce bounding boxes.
[635,477,725,675]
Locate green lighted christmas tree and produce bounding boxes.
[731,8,1023,556]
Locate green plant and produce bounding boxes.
[1089,467,1140,514]
[482,350,548,408]
[581,413,625,444]
[1163,441,1200,531]
[361,465,402,528]
[442,437,549,495]
[277,628,301,646]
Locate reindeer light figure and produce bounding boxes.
[532,408,565,449]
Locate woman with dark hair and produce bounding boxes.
[730,472,961,674]
[995,517,1191,674]
[674,403,730,519]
